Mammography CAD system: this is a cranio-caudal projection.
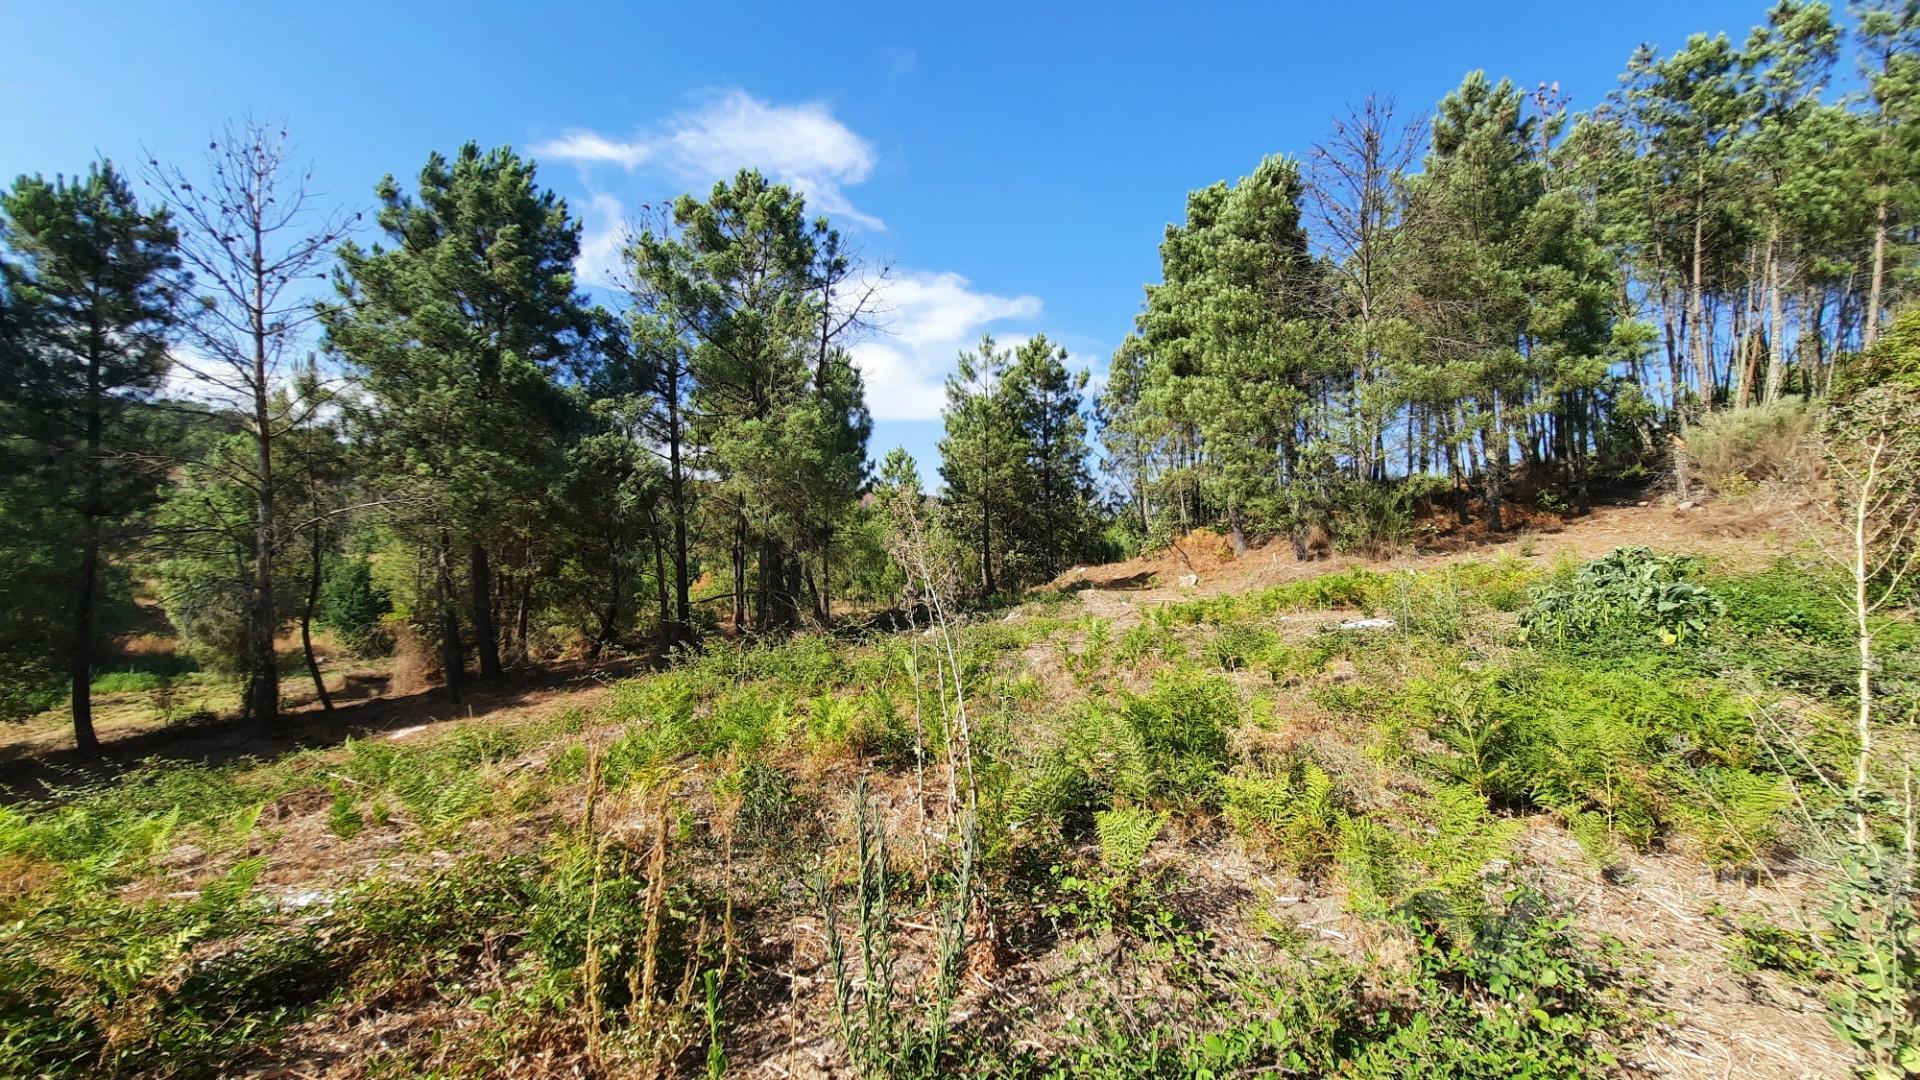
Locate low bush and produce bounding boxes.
[1521,547,1723,649]
[1336,785,1522,927]
[1403,658,1789,870]
[983,886,1636,1079]
[1679,398,1814,493]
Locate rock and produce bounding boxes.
[1323,659,1358,682]
[1676,499,1696,510]
[1635,500,1650,507]
[1336,617,1396,631]
[1177,573,1199,588]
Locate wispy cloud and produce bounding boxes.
[850,271,1042,421]
[574,192,628,289]
[534,91,883,230]
[539,94,1070,426]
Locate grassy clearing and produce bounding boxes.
[0,547,1912,1077]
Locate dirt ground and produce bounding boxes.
[1057,493,1807,626]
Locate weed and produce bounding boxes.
[1222,758,1342,875]
[1336,785,1522,929]
[327,781,364,839]
[820,779,976,1078]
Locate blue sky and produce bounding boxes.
[2,0,1767,477]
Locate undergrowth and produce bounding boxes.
[0,548,1911,1076]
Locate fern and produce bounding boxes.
[1336,786,1520,927]
[1067,705,1153,805]
[1670,765,1790,870]
[1223,760,1343,874]
[1093,806,1165,878]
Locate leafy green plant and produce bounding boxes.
[1818,850,1920,1078]
[1050,806,1167,930]
[1222,759,1342,874]
[1521,547,1724,649]
[819,779,975,1078]
[327,781,364,839]
[1336,786,1522,929]
[1203,621,1274,672]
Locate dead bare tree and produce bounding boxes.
[1307,94,1424,484]
[1805,384,1920,841]
[146,121,356,727]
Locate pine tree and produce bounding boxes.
[1403,73,1549,531]
[939,335,1025,595]
[627,170,871,631]
[1144,156,1326,554]
[1005,334,1094,577]
[324,144,599,683]
[0,163,178,750]
[1856,0,1920,344]
[1094,335,1156,539]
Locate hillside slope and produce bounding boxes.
[0,497,1906,1079]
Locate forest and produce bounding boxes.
[1,1,1919,1077]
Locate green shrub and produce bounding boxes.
[1115,620,1180,666]
[1813,850,1920,1078]
[0,858,331,1078]
[1331,475,1447,555]
[1203,621,1274,672]
[316,555,393,657]
[1119,668,1238,806]
[989,887,1635,1079]
[715,758,805,847]
[1336,786,1522,927]
[1680,399,1814,493]
[1222,759,1342,874]
[89,669,175,694]
[0,764,264,884]
[1520,547,1723,649]
[1251,567,1389,614]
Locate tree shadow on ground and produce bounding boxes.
[0,656,651,806]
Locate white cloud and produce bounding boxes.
[537,96,1075,424]
[533,130,653,169]
[575,192,628,289]
[850,270,1042,421]
[534,91,883,230]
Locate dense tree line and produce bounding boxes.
[1099,0,1920,550]
[0,126,1094,750]
[3,1,1918,752]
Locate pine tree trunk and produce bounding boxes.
[68,526,99,753]
[667,358,691,635]
[469,543,502,678]
[245,398,279,728]
[980,499,995,596]
[783,551,802,629]
[590,565,622,661]
[1763,227,1789,405]
[817,535,832,627]
[1689,202,1712,413]
[730,520,746,632]
[653,534,672,653]
[755,538,771,631]
[69,346,103,753]
[1483,396,1506,534]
